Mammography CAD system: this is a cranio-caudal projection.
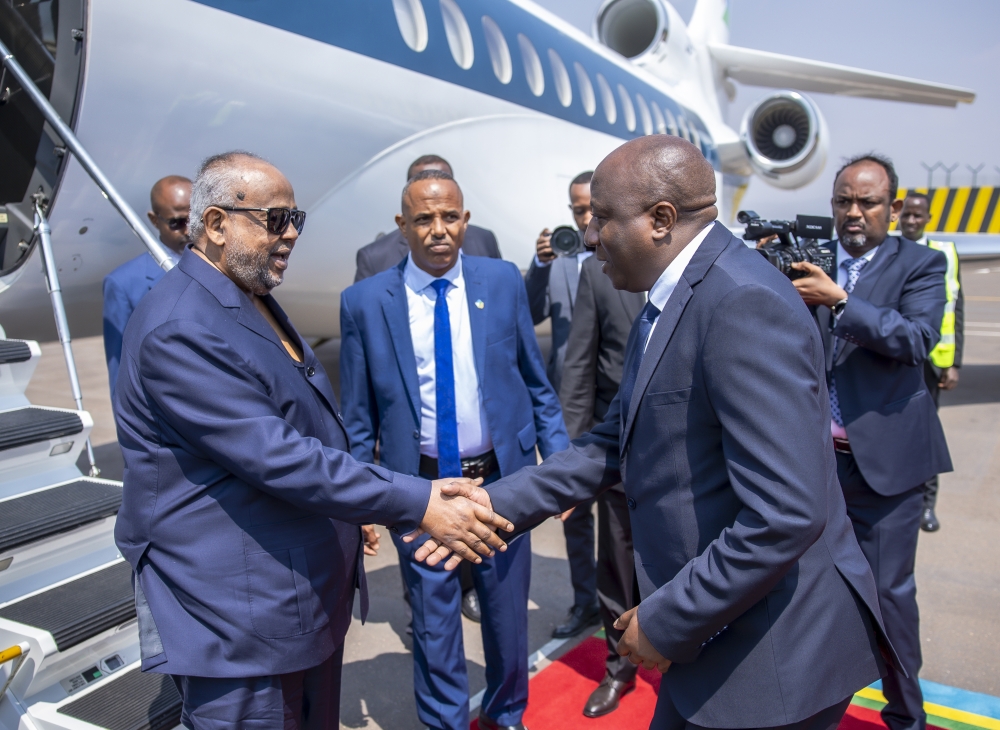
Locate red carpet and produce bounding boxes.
[471,637,948,729]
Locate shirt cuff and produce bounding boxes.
[533,254,553,268]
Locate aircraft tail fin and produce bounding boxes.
[688,0,730,47]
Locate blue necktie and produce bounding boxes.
[431,279,461,478]
[829,256,870,427]
[620,300,661,418]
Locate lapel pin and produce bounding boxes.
[475,299,485,309]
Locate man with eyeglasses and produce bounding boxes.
[114,151,512,729]
[102,174,191,394]
[524,170,603,641]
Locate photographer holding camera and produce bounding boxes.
[524,170,602,640]
[790,154,951,730]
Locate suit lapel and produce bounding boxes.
[380,262,421,419]
[565,256,580,309]
[835,237,898,366]
[463,258,488,381]
[620,223,731,450]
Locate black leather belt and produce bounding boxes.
[419,450,499,480]
[833,437,852,454]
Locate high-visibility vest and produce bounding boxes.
[919,237,960,368]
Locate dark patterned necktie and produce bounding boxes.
[829,256,870,427]
[620,300,661,418]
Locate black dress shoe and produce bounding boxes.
[583,674,636,718]
[921,507,941,532]
[552,603,600,639]
[478,712,527,730]
[462,589,482,623]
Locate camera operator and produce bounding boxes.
[792,154,952,730]
[524,170,601,640]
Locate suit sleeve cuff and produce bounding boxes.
[636,590,704,664]
[384,472,432,535]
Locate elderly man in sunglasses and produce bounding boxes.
[113,150,513,730]
[102,174,192,394]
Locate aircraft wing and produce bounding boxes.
[708,44,975,107]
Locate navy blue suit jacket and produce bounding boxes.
[114,251,431,678]
[487,224,894,727]
[818,236,952,495]
[339,255,569,481]
[103,252,166,394]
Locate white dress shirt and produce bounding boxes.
[643,223,715,350]
[404,253,492,459]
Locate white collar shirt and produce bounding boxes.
[835,241,879,290]
[643,223,714,350]
[403,253,492,459]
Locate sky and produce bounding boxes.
[533,0,1000,220]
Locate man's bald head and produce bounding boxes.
[148,175,192,252]
[586,136,718,292]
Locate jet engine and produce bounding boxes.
[740,91,828,189]
[593,0,693,85]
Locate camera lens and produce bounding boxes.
[550,226,582,256]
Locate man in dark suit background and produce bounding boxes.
[791,154,951,730]
[558,252,644,717]
[353,154,501,282]
[423,135,896,730]
[340,170,567,730]
[102,175,190,393]
[114,152,512,729]
[524,170,602,640]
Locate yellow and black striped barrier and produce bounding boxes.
[892,187,1000,234]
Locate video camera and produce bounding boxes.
[737,210,836,281]
[548,225,585,257]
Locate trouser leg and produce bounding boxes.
[393,533,468,730]
[562,499,598,609]
[475,532,531,727]
[922,363,941,510]
[837,453,926,730]
[597,489,639,683]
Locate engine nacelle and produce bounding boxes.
[593,0,693,85]
[740,91,828,190]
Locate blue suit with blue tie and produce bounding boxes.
[103,252,167,394]
[340,253,569,730]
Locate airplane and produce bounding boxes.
[0,0,975,342]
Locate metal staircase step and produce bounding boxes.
[0,561,135,652]
[0,407,84,453]
[0,479,122,554]
[57,666,181,730]
[0,340,32,364]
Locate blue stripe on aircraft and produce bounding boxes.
[191,0,718,167]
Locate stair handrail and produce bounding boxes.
[0,37,175,269]
[0,642,30,703]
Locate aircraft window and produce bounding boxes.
[689,125,702,149]
[663,107,679,136]
[574,63,596,117]
[677,115,690,141]
[481,16,511,83]
[517,34,544,97]
[548,49,572,107]
[392,0,428,52]
[595,73,616,125]
[650,100,666,134]
[440,0,474,69]
[635,93,653,135]
[617,84,636,132]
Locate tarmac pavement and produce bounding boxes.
[21,257,1000,727]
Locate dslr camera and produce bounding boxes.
[548,225,585,257]
[738,210,835,281]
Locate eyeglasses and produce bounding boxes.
[215,206,307,235]
[157,214,189,231]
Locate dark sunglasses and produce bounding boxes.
[216,206,307,235]
[158,214,189,231]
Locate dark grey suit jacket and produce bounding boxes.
[818,236,952,495]
[559,253,644,439]
[489,223,894,727]
[353,224,501,282]
[524,250,583,395]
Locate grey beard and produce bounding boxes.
[227,235,283,295]
[841,232,867,251]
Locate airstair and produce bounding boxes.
[0,330,182,730]
[0,33,183,730]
